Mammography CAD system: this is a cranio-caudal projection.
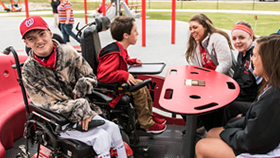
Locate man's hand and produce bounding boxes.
[136,59,143,66]
[79,116,92,131]
[127,74,136,86]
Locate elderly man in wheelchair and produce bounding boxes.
[18,16,129,158]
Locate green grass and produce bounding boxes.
[2,1,280,36]
[68,1,280,11]
[3,0,280,11]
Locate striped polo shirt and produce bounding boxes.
[58,1,74,24]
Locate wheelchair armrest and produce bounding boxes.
[97,82,119,90]
[90,91,112,103]
[96,78,152,93]
[75,120,105,132]
[12,62,24,69]
[126,78,152,92]
[29,102,69,126]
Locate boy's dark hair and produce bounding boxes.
[110,16,135,41]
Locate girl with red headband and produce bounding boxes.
[196,21,263,133]
[221,21,263,128]
[195,35,280,158]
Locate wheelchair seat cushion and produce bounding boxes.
[57,138,96,158]
[99,95,131,110]
[117,94,131,106]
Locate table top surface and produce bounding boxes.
[128,63,166,74]
[159,65,240,115]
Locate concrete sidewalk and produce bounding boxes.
[0,17,189,77]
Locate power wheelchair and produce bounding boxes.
[6,43,134,157]
[10,16,165,158]
[80,16,166,157]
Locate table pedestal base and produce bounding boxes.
[183,116,197,158]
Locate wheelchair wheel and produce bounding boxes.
[121,130,135,158]
[121,129,130,146]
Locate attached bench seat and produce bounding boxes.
[0,54,29,158]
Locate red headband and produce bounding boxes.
[231,24,253,36]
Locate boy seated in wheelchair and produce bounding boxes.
[19,16,127,158]
[97,16,167,134]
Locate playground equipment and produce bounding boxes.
[87,0,141,20]
[121,1,141,18]
[0,0,22,12]
[87,2,116,20]
[20,0,175,47]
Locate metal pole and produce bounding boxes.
[183,116,197,158]
[255,20,257,32]
[142,0,146,47]
[24,0,29,18]
[84,0,88,24]
[102,0,106,16]
[116,0,120,16]
[171,0,175,44]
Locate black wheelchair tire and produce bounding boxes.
[121,129,134,158]
[121,129,130,146]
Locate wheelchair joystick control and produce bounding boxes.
[55,124,62,133]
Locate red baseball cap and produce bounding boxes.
[20,16,50,38]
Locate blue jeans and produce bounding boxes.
[61,23,81,43]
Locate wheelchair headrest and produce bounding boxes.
[95,17,110,32]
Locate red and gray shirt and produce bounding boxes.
[200,45,216,70]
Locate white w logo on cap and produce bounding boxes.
[25,18,34,27]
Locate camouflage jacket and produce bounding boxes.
[22,40,101,123]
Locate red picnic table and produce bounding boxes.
[159,65,240,158]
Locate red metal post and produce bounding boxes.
[24,0,29,18]
[84,0,88,24]
[142,0,146,47]
[102,0,106,16]
[171,0,175,44]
